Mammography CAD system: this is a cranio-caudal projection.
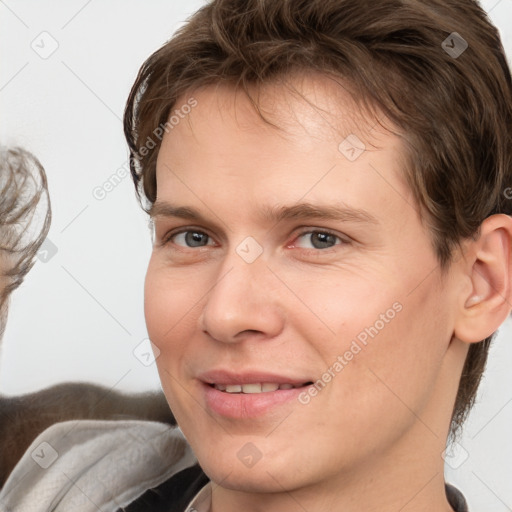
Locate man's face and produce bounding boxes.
[145,76,460,493]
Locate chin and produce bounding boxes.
[195,440,319,493]
[202,461,297,493]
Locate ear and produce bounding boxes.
[454,214,512,344]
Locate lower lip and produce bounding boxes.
[202,382,306,418]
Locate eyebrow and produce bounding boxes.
[149,201,379,226]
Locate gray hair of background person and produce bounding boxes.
[0,147,51,339]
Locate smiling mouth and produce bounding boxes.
[210,382,313,393]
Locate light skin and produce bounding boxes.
[144,74,512,512]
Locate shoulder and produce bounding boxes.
[0,419,196,512]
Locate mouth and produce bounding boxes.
[209,382,313,393]
[199,371,314,418]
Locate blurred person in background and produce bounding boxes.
[0,147,174,490]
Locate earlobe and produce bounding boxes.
[454,214,512,344]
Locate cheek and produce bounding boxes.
[328,274,452,438]
[279,263,403,352]
[144,260,200,343]
[144,268,191,422]
[144,264,188,398]
[144,270,171,345]
[292,262,452,424]
[144,260,207,411]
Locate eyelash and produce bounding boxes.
[160,227,346,254]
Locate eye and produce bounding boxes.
[161,227,346,252]
[293,230,344,250]
[167,229,215,248]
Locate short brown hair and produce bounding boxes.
[0,147,51,337]
[124,0,512,437]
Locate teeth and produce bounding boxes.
[241,383,262,393]
[214,382,300,393]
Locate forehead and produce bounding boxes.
[167,73,393,154]
[154,73,414,219]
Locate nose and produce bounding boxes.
[198,250,284,344]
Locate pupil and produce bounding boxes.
[186,232,207,247]
[313,232,334,249]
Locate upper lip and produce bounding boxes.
[198,369,312,386]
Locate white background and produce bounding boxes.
[0,0,511,510]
